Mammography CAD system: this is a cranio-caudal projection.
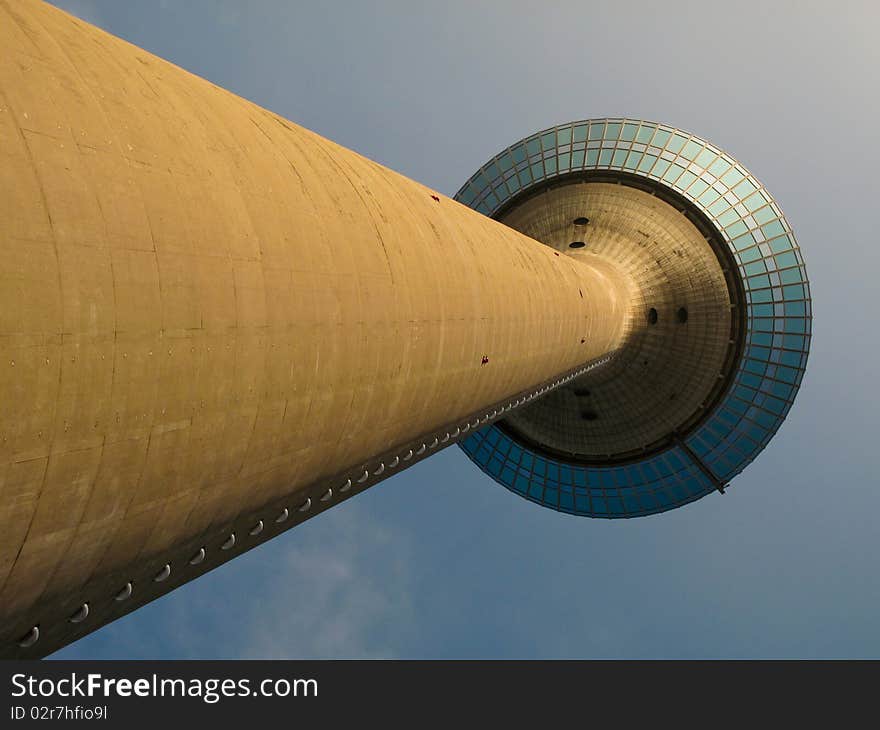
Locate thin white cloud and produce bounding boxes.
[237,502,416,659]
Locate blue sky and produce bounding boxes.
[49,0,879,659]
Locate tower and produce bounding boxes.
[0,1,810,658]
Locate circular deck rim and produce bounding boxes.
[455,118,811,518]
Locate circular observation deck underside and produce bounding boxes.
[497,178,740,464]
[456,118,811,518]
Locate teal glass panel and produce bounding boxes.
[694,148,716,169]
[753,205,777,224]
[744,191,769,212]
[636,125,655,143]
[697,186,721,206]
[573,124,588,142]
[621,123,638,141]
[744,260,767,276]
[652,159,671,178]
[721,168,745,188]
[775,251,798,268]
[651,128,671,148]
[638,154,658,172]
[681,139,703,161]
[624,150,641,169]
[689,179,710,197]
[662,163,685,183]
[708,157,731,177]
[779,267,803,284]
[667,134,687,154]
[675,170,697,190]
[738,246,763,264]
[557,127,572,145]
[732,233,756,251]
[708,197,729,216]
[733,179,757,199]
[762,220,786,238]
[783,334,806,350]
[769,235,793,253]
[718,208,740,228]
[726,220,748,238]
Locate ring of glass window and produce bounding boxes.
[455,118,811,518]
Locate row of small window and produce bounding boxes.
[458,128,805,283]
[519,478,712,517]
[461,341,807,502]
[461,120,729,197]
[463,154,800,284]
[464,436,708,491]
[687,372,805,477]
[748,322,811,345]
[475,454,707,493]
[695,425,774,483]
[465,430,714,491]
[706,402,792,444]
[14,501,305,650]
[741,261,807,287]
[739,360,806,389]
[463,441,717,516]
[461,125,765,217]
[464,148,806,298]
[736,235,800,263]
[747,331,810,354]
[748,301,812,321]
[14,352,617,650]
[743,345,809,369]
[465,151,761,218]
[693,407,781,457]
[744,288,809,307]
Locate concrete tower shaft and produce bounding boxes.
[0,1,631,655]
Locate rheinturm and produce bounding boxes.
[0,0,810,657]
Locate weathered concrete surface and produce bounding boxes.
[0,1,630,655]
